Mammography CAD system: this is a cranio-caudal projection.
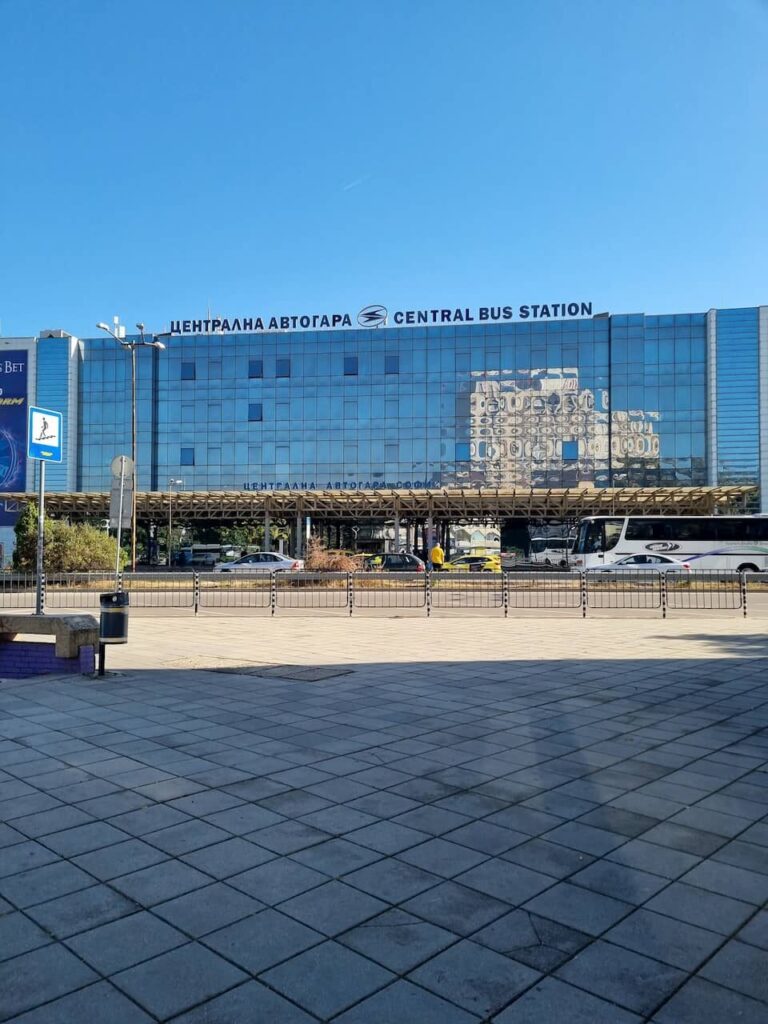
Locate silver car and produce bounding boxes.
[588,554,691,573]
[212,552,304,573]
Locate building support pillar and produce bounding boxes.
[394,510,400,553]
[264,508,271,552]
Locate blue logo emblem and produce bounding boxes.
[358,305,387,327]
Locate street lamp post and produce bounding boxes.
[96,317,166,572]
[168,478,184,567]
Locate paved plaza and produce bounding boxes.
[0,616,767,1022]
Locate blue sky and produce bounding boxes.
[1,0,766,338]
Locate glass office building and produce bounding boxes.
[1,304,766,536]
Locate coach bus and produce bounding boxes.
[570,516,768,573]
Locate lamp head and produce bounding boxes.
[96,322,109,331]
[136,322,145,331]
[152,341,166,350]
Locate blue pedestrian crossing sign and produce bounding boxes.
[28,406,63,462]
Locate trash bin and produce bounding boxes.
[99,592,129,644]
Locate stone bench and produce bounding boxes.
[0,614,99,677]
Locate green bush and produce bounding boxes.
[12,503,126,572]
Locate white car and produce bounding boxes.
[212,552,304,573]
[587,554,690,573]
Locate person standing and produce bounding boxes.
[430,541,445,572]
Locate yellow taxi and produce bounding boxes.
[443,553,502,573]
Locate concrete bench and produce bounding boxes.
[0,614,99,677]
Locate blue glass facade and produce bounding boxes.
[75,312,715,494]
[1,304,765,514]
[715,307,760,487]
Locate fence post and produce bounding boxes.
[426,570,431,617]
[503,571,509,618]
[270,572,276,616]
[117,572,123,593]
[193,571,200,616]
[661,571,667,620]
[581,571,587,617]
[348,572,354,616]
[39,571,46,613]
[741,571,748,618]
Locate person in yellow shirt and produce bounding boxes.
[430,542,445,572]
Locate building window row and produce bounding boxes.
[180,354,401,381]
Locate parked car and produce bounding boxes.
[372,553,426,572]
[443,554,501,573]
[587,554,691,573]
[213,552,304,573]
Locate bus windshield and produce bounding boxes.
[573,519,623,554]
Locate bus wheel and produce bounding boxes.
[737,564,759,574]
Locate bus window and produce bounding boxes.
[626,519,670,541]
[716,519,741,542]
[675,519,718,541]
[604,519,623,551]
[745,518,768,542]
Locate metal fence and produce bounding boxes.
[2,569,765,617]
[431,572,502,610]
[586,570,663,611]
[0,573,36,610]
[351,572,428,610]
[507,571,583,610]
[198,572,272,610]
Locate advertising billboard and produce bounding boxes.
[0,350,28,524]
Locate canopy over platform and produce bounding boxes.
[3,485,757,523]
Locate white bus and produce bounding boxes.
[570,516,768,572]
[529,537,572,567]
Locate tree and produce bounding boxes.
[12,503,126,572]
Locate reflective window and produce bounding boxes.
[71,309,744,495]
[180,447,195,466]
[248,403,263,422]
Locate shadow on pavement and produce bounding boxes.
[0,646,766,1022]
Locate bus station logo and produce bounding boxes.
[357,305,388,327]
